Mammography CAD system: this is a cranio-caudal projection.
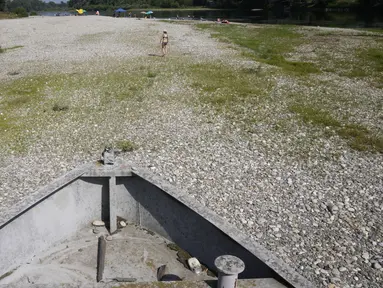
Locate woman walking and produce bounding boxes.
[160,30,169,56]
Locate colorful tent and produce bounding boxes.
[115,8,127,13]
[76,9,86,15]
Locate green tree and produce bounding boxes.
[13,6,28,16]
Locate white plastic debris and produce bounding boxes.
[92,220,105,227]
[119,221,127,227]
[188,257,202,274]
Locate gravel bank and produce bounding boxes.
[1,16,382,288]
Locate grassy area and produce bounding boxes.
[0,62,162,153]
[116,140,138,152]
[1,23,382,155]
[289,104,383,153]
[197,24,320,75]
[187,62,273,125]
[363,48,383,72]
[357,28,383,34]
[315,31,383,85]
[193,24,382,153]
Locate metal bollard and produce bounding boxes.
[214,255,245,288]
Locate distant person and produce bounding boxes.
[96,10,100,16]
[160,30,169,56]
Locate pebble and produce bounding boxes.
[331,268,340,276]
[106,235,113,241]
[330,277,341,283]
[327,202,338,214]
[372,262,382,269]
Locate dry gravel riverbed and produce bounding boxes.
[0,16,382,288]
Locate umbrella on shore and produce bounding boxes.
[140,11,146,14]
[146,11,153,15]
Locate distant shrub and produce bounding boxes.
[171,1,180,8]
[30,11,38,16]
[12,7,28,18]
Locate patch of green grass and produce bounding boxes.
[290,103,383,153]
[197,24,319,75]
[187,62,274,128]
[78,32,112,43]
[323,44,383,81]
[343,68,369,78]
[0,268,16,281]
[147,71,157,78]
[0,76,50,153]
[6,45,23,51]
[190,63,265,104]
[0,63,156,154]
[289,104,341,127]
[116,140,138,152]
[363,48,383,72]
[0,45,23,53]
[52,101,69,112]
[339,124,383,152]
[356,28,383,34]
[1,76,47,109]
[0,116,11,131]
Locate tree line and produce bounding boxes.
[0,0,67,13]
[1,0,381,15]
[66,0,255,9]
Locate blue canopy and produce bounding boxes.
[115,8,127,13]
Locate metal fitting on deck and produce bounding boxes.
[102,147,115,165]
[215,255,245,288]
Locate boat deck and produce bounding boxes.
[1,223,214,286]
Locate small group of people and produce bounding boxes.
[216,18,230,24]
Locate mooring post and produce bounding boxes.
[214,255,245,288]
[97,235,107,282]
[109,176,117,233]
